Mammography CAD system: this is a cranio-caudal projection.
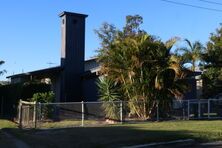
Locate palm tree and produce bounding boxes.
[96,15,189,119]
[176,39,204,71]
[97,34,188,119]
[0,60,6,76]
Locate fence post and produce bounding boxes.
[33,101,38,129]
[208,99,210,119]
[39,103,42,120]
[156,100,159,121]
[33,101,36,122]
[120,101,123,123]
[81,101,84,126]
[1,97,3,117]
[182,100,185,120]
[198,100,201,119]
[187,100,190,120]
[18,100,23,128]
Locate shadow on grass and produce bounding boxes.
[1,125,217,148]
[0,130,16,148]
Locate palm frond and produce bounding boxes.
[165,37,180,49]
[184,38,193,49]
[175,47,190,55]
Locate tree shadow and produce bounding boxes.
[2,124,215,148]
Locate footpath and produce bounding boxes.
[123,139,222,148]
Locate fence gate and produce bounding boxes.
[189,100,207,119]
[18,100,37,128]
[209,99,222,119]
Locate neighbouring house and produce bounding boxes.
[7,11,202,102]
[183,72,202,100]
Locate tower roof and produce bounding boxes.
[59,11,88,18]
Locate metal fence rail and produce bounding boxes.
[17,99,222,129]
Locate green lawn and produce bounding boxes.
[38,120,107,128]
[2,120,222,148]
[0,119,17,129]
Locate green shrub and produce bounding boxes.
[21,82,51,99]
[0,82,51,118]
[30,91,54,103]
[97,77,121,120]
[29,91,55,119]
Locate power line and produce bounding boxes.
[199,0,222,6]
[160,0,222,12]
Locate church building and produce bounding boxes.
[7,12,100,102]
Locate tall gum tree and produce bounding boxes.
[202,24,222,98]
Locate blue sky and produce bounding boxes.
[0,0,222,80]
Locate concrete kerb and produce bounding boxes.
[200,141,222,146]
[122,139,195,148]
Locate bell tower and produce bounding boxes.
[59,11,88,101]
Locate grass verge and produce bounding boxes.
[3,120,222,147]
